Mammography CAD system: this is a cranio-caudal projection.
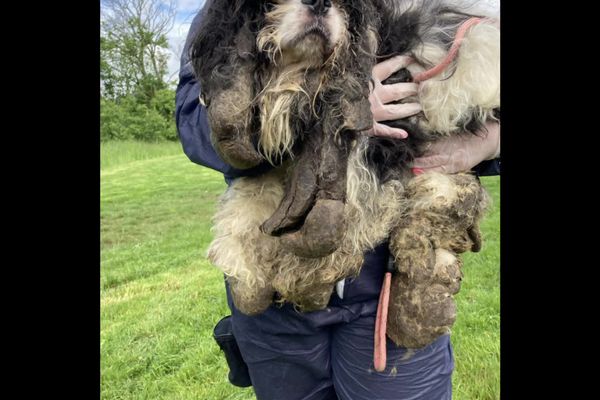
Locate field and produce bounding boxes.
[101,141,500,399]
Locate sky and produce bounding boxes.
[165,0,206,82]
[165,0,498,84]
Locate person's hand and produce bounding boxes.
[412,121,500,174]
[365,55,422,139]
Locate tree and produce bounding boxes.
[100,0,176,104]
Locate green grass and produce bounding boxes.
[101,140,184,170]
[453,175,500,400]
[101,141,500,400]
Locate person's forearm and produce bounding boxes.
[412,120,500,174]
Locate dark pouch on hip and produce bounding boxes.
[213,315,252,387]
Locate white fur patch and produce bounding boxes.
[416,21,500,134]
[410,172,459,210]
[434,248,457,269]
[263,0,346,54]
[208,141,409,292]
[207,169,286,287]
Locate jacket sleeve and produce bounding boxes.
[473,116,501,176]
[473,158,500,176]
[175,7,272,183]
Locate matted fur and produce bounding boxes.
[256,66,311,163]
[194,0,499,347]
[415,23,500,134]
[255,1,351,162]
[375,0,500,137]
[208,149,407,313]
[387,172,489,347]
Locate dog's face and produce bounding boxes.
[258,0,349,64]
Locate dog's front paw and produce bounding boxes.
[280,199,346,258]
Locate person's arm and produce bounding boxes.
[175,8,272,183]
[366,55,500,176]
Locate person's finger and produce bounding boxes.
[372,55,414,81]
[378,102,422,121]
[366,122,408,139]
[377,82,419,104]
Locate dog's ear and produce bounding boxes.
[191,0,264,95]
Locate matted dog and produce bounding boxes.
[190,0,499,351]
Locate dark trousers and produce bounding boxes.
[227,243,454,400]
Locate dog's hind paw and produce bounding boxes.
[387,281,457,349]
[229,279,275,316]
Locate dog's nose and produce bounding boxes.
[301,0,331,15]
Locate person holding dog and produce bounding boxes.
[175,5,500,400]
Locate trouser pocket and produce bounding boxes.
[213,315,252,387]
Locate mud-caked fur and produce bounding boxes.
[387,172,489,348]
[192,0,499,348]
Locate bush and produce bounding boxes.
[101,91,177,142]
[150,89,177,121]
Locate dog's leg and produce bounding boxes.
[262,90,373,259]
[279,126,351,258]
[260,132,321,236]
[386,172,488,348]
[208,171,287,315]
[283,94,374,257]
[260,125,349,258]
[387,221,461,348]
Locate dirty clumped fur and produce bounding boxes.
[191,0,499,349]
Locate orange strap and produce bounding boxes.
[374,271,392,372]
[413,17,486,83]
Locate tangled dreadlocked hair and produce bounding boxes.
[192,0,499,350]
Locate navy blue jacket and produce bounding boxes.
[175,9,500,182]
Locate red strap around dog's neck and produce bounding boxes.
[413,17,486,83]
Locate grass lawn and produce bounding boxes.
[101,141,500,400]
